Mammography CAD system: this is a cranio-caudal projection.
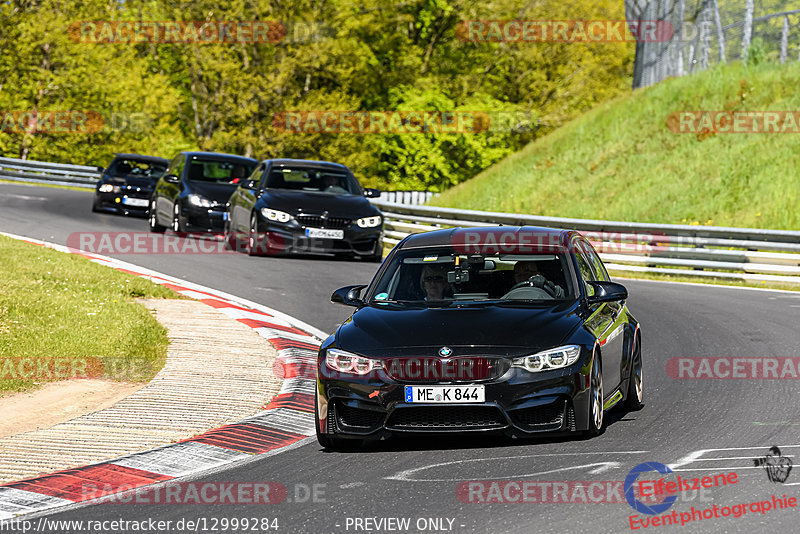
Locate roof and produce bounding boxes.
[263,158,349,170]
[399,226,577,253]
[182,151,259,163]
[111,153,169,164]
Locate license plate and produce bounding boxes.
[305,228,344,239]
[122,197,148,207]
[404,385,484,403]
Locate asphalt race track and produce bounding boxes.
[2,182,800,534]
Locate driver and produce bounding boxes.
[420,264,454,300]
[512,261,565,298]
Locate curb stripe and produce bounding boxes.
[186,424,306,454]
[263,393,315,412]
[5,465,172,502]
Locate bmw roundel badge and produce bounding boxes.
[439,346,453,357]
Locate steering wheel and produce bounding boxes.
[507,275,560,298]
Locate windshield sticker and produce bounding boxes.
[375,292,388,300]
[423,255,438,262]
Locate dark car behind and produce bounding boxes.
[149,152,258,233]
[225,159,383,260]
[92,154,169,217]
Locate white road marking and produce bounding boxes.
[0,193,49,201]
[386,452,648,482]
[669,445,800,470]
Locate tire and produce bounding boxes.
[172,202,182,233]
[148,200,167,233]
[91,198,101,213]
[314,395,356,451]
[624,333,644,410]
[584,355,604,437]
[247,214,266,256]
[223,218,241,252]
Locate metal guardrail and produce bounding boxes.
[372,200,800,286]
[3,156,798,285]
[0,157,101,188]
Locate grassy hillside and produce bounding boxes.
[431,61,800,230]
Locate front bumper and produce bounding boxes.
[94,191,151,216]
[181,204,227,232]
[316,355,593,439]
[257,219,383,257]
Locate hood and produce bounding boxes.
[106,175,157,190]
[260,189,377,217]
[186,181,238,203]
[335,302,583,358]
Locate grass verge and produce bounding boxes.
[431,61,800,231]
[0,178,93,192]
[0,235,177,395]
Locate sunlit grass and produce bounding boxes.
[0,236,177,395]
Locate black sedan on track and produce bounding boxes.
[92,154,169,216]
[149,152,258,233]
[317,226,643,449]
[224,159,383,260]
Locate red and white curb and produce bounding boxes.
[0,232,324,520]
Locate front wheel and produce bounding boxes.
[172,203,183,233]
[584,355,604,437]
[149,200,167,233]
[314,396,359,451]
[246,214,267,256]
[624,334,644,410]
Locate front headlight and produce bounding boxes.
[325,348,383,375]
[261,208,292,223]
[98,184,114,193]
[512,345,581,372]
[188,194,214,208]
[356,215,382,228]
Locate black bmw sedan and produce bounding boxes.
[317,226,643,449]
[149,151,258,233]
[224,159,383,260]
[92,154,169,217]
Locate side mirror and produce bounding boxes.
[331,285,367,307]
[586,281,628,304]
[164,174,180,184]
[363,188,381,198]
[96,167,104,173]
[244,179,260,190]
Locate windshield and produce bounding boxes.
[265,167,361,195]
[186,159,256,184]
[368,248,575,305]
[108,159,167,180]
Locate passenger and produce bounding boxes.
[420,264,454,300]
[512,261,565,298]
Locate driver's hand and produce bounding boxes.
[547,283,565,298]
[529,274,546,288]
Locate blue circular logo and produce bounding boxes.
[439,347,453,357]
[624,462,677,515]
